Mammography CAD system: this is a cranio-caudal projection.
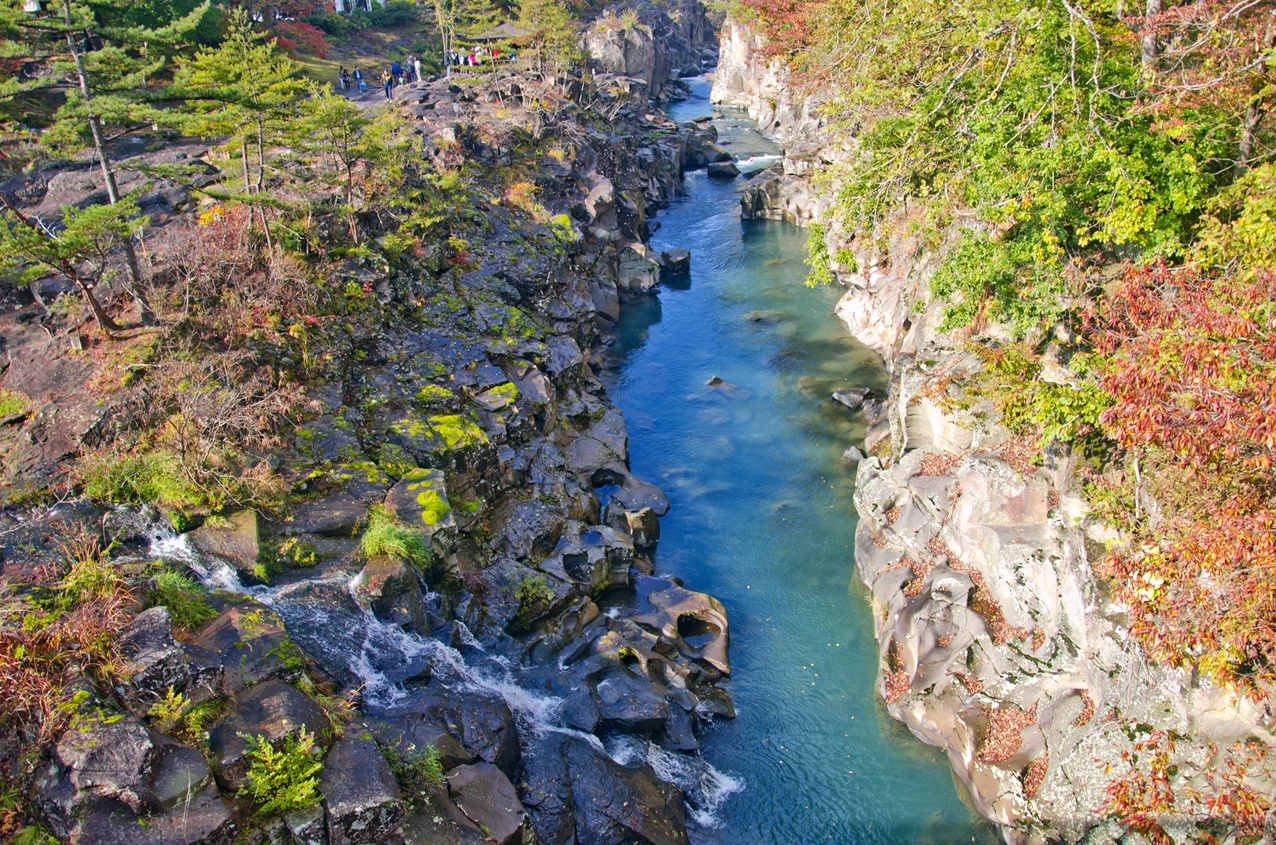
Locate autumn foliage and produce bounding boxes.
[1087,265,1276,693]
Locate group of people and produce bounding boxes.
[336,45,517,101]
[337,66,365,91]
[447,45,508,68]
[337,56,423,99]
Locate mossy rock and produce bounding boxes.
[384,468,458,557]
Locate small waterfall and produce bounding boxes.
[604,735,745,830]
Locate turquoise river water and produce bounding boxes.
[601,81,998,844]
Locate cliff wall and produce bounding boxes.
[710,16,1275,844]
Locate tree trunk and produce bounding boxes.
[1237,99,1265,172]
[77,278,121,336]
[1141,0,1161,68]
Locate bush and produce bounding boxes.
[803,223,833,287]
[304,11,352,37]
[367,0,420,27]
[240,729,324,816]
[146,570,216,631]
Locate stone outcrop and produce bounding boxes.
[584,1,716,103]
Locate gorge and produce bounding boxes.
[1,1,1273,844]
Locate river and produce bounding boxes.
[601,78,996,845]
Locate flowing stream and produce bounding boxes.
[600,78,996,844]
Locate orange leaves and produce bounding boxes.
[1087,263,1276,694]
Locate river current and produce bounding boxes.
[602,78,996,844]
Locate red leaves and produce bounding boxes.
[1088,264,1276,482]
[1103,732,1272,841]
[1086,263,1276,693]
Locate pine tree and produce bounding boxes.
[174,8,306,246]
[0,0,209,327]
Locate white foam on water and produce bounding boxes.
[646,743,744,829]
[735,154,783,175]
[453,620,485,652]
[141,518,737,824]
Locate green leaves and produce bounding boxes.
[240,729,324,817]
[0,194,147,286]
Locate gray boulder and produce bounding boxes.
[413,691,520,777]
[188,510,262,584]
[207,680,332,792]
[707,161,740,179]
[320,738,405,845]
[446,763,528,845]
[118,606,196,704]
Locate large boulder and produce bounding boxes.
[411,691,521,777]
[118,606,198,705]
[51,711,159,815]
[473,557,573,633]
[384,468,458,558]
[320,738,405,845]
[354,555,430,633]
[65,786,232,845]
[282,492,366,537]
[706,161,740,179]
[616,242,661,295]
[632,577,730,676]
[519,733,689,845]
[188,511,261,584]
[207,680,332,792]
[39,711,227,844]
[187,602,297,695]
[592,666,670,735]
[445,763,528,845]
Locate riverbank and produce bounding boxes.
[0,4,755,843]
[711,14,1276,844]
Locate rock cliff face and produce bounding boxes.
[711,16,1275,844]
[584,1,716,103]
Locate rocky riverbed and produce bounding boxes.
[0,4,776,843]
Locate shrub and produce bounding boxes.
[803,223,833,287]
[367,0,420,27]
[515,575,553,610]
[240,729,324,816]
[146,570,216,631]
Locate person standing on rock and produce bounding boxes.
[391,59,402,84]
[382,68,393,99]
[338,66,347,90]
[414,56,422,82]
[353,67,363,92]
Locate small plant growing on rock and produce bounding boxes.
[515,575,554,611]
[146,570,216,631]
[147,687,189,733]
[361,505,432,570]
[240,728,324,817]
[382,742,444,809]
